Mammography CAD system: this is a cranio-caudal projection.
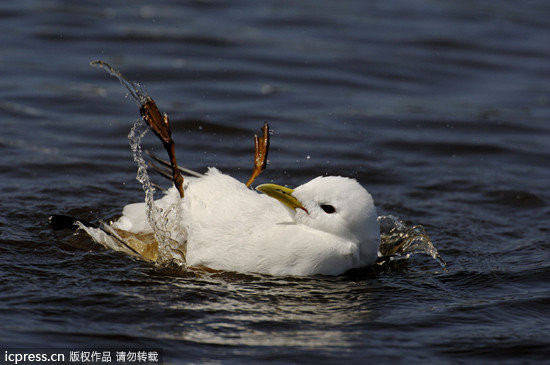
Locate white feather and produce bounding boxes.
[86,168,380,276]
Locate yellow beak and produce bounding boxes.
[256,183,308,213]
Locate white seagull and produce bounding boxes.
[80,61,381,276]
[83,168,380,276]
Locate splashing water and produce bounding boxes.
[90,60,148,106]
[128,118,186,265]
[90,60,187,265]
[377,215,445,267]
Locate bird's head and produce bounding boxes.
[256,176,380,251]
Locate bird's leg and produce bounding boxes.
[91,60,184,198]
[140,98,184,198]
[245,122,270,188]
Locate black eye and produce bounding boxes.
[320,204,336,214]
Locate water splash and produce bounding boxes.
[128,118,186,265]
[90,60,148,106]
[378,215,445,267]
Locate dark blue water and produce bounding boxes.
[1,0,549,363]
